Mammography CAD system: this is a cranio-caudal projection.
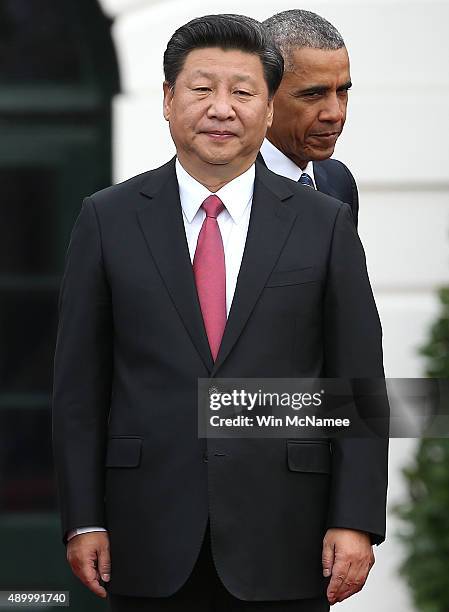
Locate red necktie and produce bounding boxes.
[193,195,226,361]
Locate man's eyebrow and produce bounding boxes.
[233,74,256,84]
[337,80,352,91]
[295,80,353,95]
[190,69,214,79]
[296,85,329,95]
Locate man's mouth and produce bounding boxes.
[310,131,339,138]
[308,131,340,146]
[202,131,237,140]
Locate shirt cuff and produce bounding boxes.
[66,526,107,541]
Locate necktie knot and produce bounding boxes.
[202,195,225,219]
[299,173,315,188]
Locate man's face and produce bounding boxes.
[163,47,273,179]
[267,46,351,169]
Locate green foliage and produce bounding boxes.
[394,287,449,612]
[420,288,449,378]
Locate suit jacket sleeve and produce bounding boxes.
[313,159,359,228]
[323,202,389,545]
[52,196,112,540]
[336,160,359,229]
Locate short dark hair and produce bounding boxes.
[263,10,345,72]
[163,14,284,99]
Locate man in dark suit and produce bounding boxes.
[52,14,388,612]
[261,10,359,225]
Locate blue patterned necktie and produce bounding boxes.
[299,173,315,189]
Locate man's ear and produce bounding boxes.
[266,98,274,129]
[163,81,173,121]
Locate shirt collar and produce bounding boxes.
[175,158,255,224]
[260,138,315,184]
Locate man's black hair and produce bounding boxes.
[163,14,284,98]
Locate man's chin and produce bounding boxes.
[206,158,233,166]
[195,146,255,167]
[308,146,337,162]
[200,153,238,166]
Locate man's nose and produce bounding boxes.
[207,93,236,120]
[319,94,344,124]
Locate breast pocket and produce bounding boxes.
[265,266,319,288]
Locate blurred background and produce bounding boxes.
[0,0,448,610]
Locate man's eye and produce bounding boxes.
[234,90,251,96]
[193,87,211,92]
[291,91,320,99]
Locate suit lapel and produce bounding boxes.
[137,159,214,372]
[256,151,266,167]
[212,163,297,375]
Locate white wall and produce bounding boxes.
[98,1,449,609]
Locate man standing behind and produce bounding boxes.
[261,10,359,225]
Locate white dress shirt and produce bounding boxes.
[176,158,254,316]
[260,138,315,185]
[68,159,255,541]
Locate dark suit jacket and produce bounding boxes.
[257,153,359,227]
[52,159,388,601]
